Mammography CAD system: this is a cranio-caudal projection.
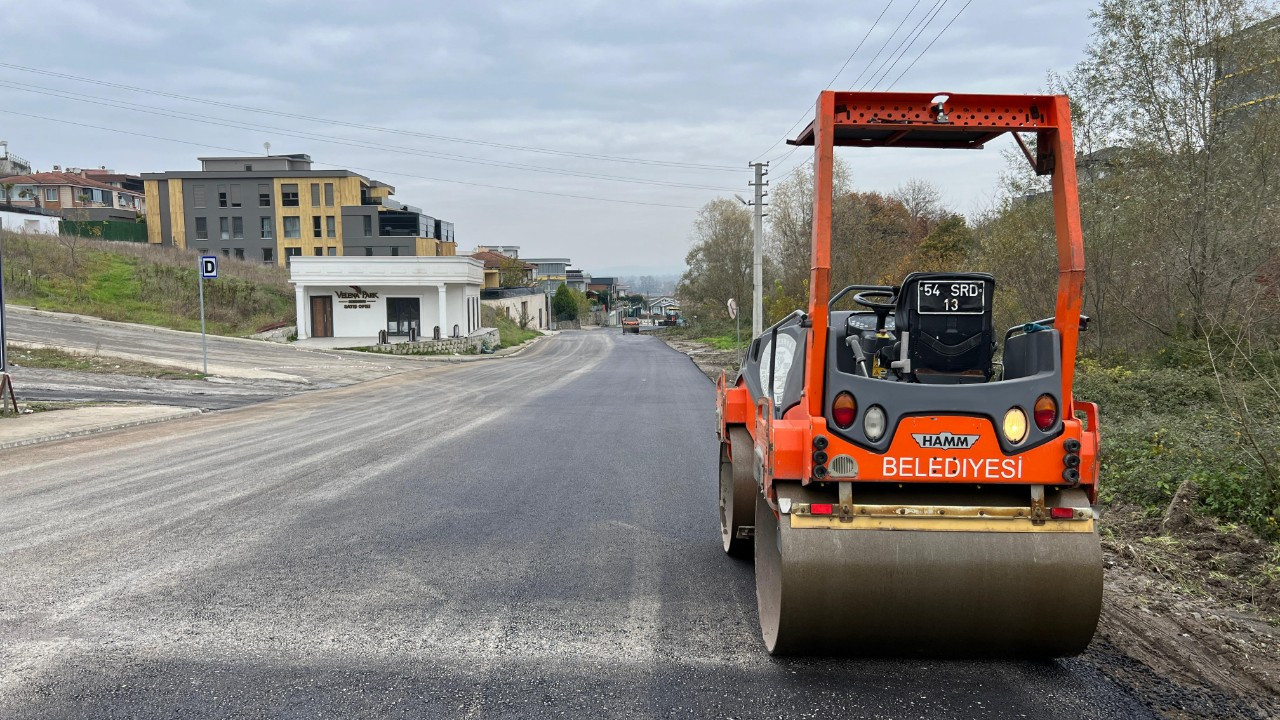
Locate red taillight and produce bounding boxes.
[1034,394,1058,431]
[832,392,856,429]
[1050,507,1075,519]
[810,503,833,515]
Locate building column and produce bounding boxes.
[295,285,308,339]
[438,284,448,338]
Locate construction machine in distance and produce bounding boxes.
[716,91,1103,656]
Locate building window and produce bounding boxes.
[44,187,58,202]
[326,215,336,238]
[281,184,299,207]
[362,215,372,237]
[195,217,208,240]
[324,182,334,206]
[258,184,271,207]
[312,216,322,238]
[283,216,300,238]
[221,248,230,256]
[192,185,206,208]
[219,217,229,241]
[229,184,242,208]
[260,217,273,239]
[391,246,399,256]
[218,184,228,208]
[314,247,323,256]
[310,183,320,207]
[284,246,301,267]
[365,247,373,256]
[327,246,337,256]
[232,216,244,240]
[262,247,274,264]
[234,248,244,260]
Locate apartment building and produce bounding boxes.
[142,154,457,265]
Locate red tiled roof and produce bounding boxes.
[471,250,533,270]
[0,172,140,194]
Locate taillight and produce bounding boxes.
[832,392,856,428]
[1034,394,1058,431]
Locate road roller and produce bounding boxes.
[716,90,1103,656]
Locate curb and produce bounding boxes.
[0,407,204,451]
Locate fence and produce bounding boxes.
[59,219,148,243]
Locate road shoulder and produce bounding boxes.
[0,404,202,450]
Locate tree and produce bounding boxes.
[552,283,578,321]
[498,256,531,288]
[0,182,14,206]
[677,198,753,328]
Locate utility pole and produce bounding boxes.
[749,162,768,338]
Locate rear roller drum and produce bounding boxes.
[719,426,755,558]
[755,482,1103,657]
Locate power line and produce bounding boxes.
[886,0,975,90]
[0,109,703,210]
[0,79,743,193]
[0,62,743,173]
[864,0,949,91]
[750,0,896,162]
[844,0,925,90]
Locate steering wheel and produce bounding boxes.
[852,290,897,311]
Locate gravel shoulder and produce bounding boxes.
[658,333,1280,719]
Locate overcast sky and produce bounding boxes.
[0,0,1095,275]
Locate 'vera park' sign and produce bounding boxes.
[335,286,379,309]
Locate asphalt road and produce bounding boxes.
[0,330,1157,719]
[5,305,428,385]
[8,367,296,410]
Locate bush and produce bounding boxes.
[552,284,578,321]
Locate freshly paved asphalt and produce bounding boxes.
[0,330,1155,719]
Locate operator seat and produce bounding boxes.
[891,272,996,384]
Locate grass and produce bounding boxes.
[482,306,540,347]
[6,345,205,380]
[1,232,295,336]
[1075,360,1279,540]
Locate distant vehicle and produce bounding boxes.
[660,307,681,326]
[621,317,640,334]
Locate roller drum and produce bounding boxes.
[755,488,1103,656]
[719,427,756,558]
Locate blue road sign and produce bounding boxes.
[200,255,218,279]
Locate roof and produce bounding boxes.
[471,250,533,270]
[788,92,1065,151]
[0,172,135,193]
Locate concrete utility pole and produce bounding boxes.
[749,162,768,338]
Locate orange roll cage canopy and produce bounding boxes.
[790,91,1085,415]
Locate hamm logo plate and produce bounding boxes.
[912,432,980,450]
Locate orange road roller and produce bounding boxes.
[717,91,1103,656]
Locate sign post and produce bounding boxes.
[199,255,218,375]
[727,297,740,360]
[0,231,16,414]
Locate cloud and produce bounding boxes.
[0,0,1096,274]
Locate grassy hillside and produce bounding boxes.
[1,232,294,336]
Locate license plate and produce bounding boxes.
[917,279,985,314]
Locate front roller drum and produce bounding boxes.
[719,426,755,558]
[754,487,1103,657]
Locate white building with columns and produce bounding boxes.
[289,256,485,341]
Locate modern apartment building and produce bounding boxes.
[142,154,457,265]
